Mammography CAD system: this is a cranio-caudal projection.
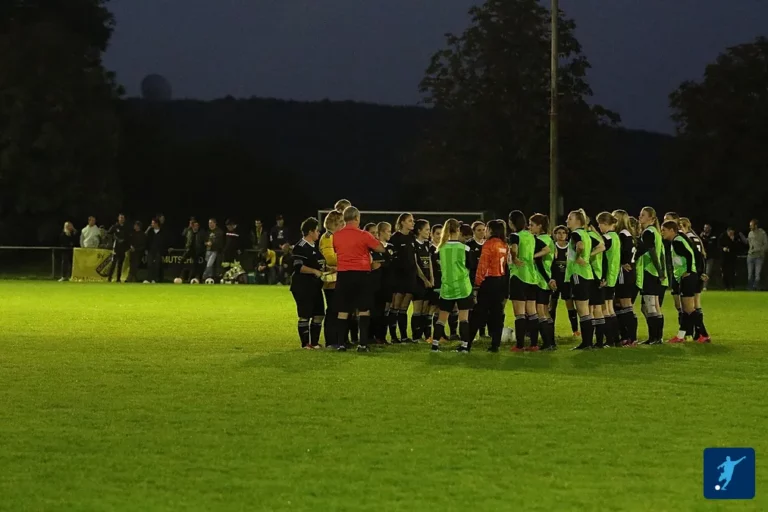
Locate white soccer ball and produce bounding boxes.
[501,327,516,344]
[190,278,200,284]
[205,278,215,285]
[173,278,183,284]
[142,280,150,284]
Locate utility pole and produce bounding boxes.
[549,0,560,225]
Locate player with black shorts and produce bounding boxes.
[661,220,709,343]
[430,219,475,353]
[635,207,667,345]
[466,221,487,337]
[428,224,443,342]
[679,218,711,342]
[597,212,622,347]
[530,214,557,350]
[566,209,599,350]
[290,218,326,349]
[389,213,417,343]
[587,225,608,348]
[370,222,392,344]
[507,210,542,351]
[549,225,580,336]
[612,210,639,346]
[411,220,434,341]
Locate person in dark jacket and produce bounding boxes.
[251,219,269,251]
[222,219,242,269]
[270,215,292,250]
[719,227,742,290]
[203,218,225,281]
[107,213,130,282]
[145,217,167,283]
[59,221,78,281]
[179,219,205,282]
[128,221,147,282]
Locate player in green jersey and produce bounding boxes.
[529,213,557,350]
[566,209,604,349]
[431,219,475,353]
[508,210,545,351]
[636,207,667,344]
[597,212,622,347]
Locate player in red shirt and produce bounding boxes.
[333,207,385,352]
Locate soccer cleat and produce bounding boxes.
[647,339,663,345]
[336,345,347,352]
[391,338,402,344]
[526,345,540,352]
[356,345,370,352]
[430,344,440,352]
[510,346,525,353]
[667,336,685,344]
[310,344,322,350]
[487,346,499,353]
[684,335,694,342]
[325,344,338,350]
[696,335,712,344]
[402,338,416,344]
[639,339,653,345]
[449,334,461,341]
[302,345,313,350]
[425,337,433,345]
[573,331,581,337]
[593,343,605,349]
[455,346,469,353]
[543,345,557,351]
[571,343,592,351]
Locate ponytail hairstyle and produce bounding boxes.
[334,199,352,213]
[438,218,461,249]
[661,220,679,232]
[508,210,526,232]
[596,211,617,228]
[529,213,549,235]
[679,217,692,233]
[641,206,660,231]
[628,216,640,237]
[664,211,680,222]
[395,213,413,232]
[377,221,391,236]
[569,209,587,229]
[486,219,506,240]
[459,223,473,240]
[612,209,631,234]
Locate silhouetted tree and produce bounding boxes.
[0,0,122,242]
[416,0,619,217]
[669,37,768,225]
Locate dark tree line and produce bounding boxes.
[0,0,764,246]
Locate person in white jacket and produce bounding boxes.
[80,216,101,248]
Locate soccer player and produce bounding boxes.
[333,207,385,352]
[586,217,607,348]
[664,212,682,332]
[364,222,377,235]
[612,210,639,346]
[472,220,508,351]
[679,218,711,342]
[320,211,343,348]
[290,218,326,349]
[411,219,434,341]
[466,221,487,337]
[530,214,557,350]
[390,213,417,343]
[430,219,474,353]
[661,220,702,343]
[508,210,547,352]
[549,225,580,337]
[597,212,621,347]
[334,199,352,213]
[566,209,599,350]
[635,207,667,345]
[374,222,394,343]
[427,224,443,342]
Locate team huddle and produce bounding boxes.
[289,199,711,352]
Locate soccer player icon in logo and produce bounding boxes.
[716,455,747,491]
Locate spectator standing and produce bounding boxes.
[80,216,101,248]
[145,218,166,283]
[179,219,205,282]
[278,243,293,285]
[270,215,291,250]
[718,227,741,291]
[203,218,224,281]
[128,221,147,282]
[251,219,269,251]
[59,221,77,281]
[222,219,241,269]
[107,214,130,282]
[699,223,717,290]
[746,219,767,291]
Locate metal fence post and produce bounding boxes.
[51,248,56,280]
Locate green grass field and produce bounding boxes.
[1,281,765,511]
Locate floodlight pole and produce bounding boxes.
[549,0,560,225]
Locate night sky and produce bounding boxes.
[105,0,768,134]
